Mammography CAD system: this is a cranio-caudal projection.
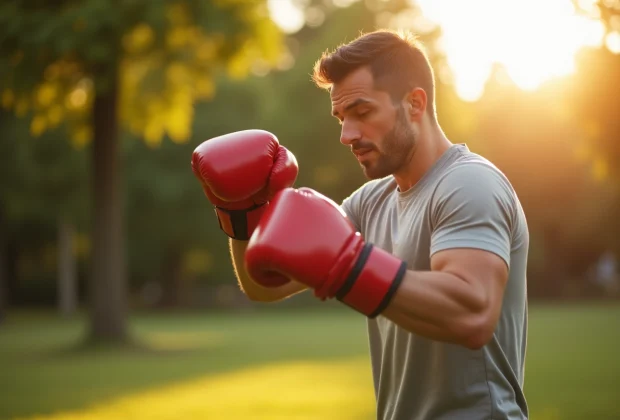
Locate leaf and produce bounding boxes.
[1,90,14,108]
[30,114,47,137]
[144,119,164,146]
[47,105,64,127]
[71,124,93,149]
[0,0,287,145]
[35,83,59,108]
[85,43,112,63]
[123,23,155,54]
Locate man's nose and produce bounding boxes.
[340,120,362,145]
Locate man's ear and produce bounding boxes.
[404,87,427,120]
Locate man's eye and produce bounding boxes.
[357,110,370,118]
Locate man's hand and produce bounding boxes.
[245,187,406,317]
[192,129,298,241]
[192,129,298,286]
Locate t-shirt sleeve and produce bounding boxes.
[430,163,515,267]
[341,188,363,234]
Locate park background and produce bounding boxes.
[0,0,619,419]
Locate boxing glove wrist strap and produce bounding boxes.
[335,243,407,318]
[215,203,267,241]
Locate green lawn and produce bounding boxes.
[0,303,618,420]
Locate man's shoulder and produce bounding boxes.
[429,147,522,219]
[439,148,514,191]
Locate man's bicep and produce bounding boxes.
[430,164,514,268]
[431,248,509,286]
[431,247,509,326]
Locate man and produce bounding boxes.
[192,30,529,420]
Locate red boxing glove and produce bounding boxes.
[245,187,407,318]
[191,130,298,241]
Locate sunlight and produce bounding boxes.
[267,0,306,34]
[606,31,620,54]
[414,0,607,100]
[18,358,374,420]
[268,0,610,101]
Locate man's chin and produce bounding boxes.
[361,163,390,180]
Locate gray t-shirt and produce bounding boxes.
[341,144,529,420]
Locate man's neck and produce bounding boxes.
[394,126,452,193]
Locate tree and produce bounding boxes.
[0,111,89,316]
[572,0,620,180]
[0,201,6,324]
[569,0,620,258]
[0,0,285,342]
[471,68,619,297]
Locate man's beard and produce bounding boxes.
[359,106,417,180]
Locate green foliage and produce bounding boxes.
[0,115,89,226]
[0,0,288,314]
[124,133,232,289]
[0,112,89,307]
[0,0,285,145]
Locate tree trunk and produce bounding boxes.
[88,74,128,342]
[58,220,77,316]
[0,202,7,324]
[160,246,183,307]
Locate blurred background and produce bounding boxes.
[0,0,619,419]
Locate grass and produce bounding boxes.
[0,303,618,420]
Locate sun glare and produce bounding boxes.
[268,0,611,102]
[267,0,306,34]
[411,0,607,100]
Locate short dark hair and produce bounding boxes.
[312,30,436,120]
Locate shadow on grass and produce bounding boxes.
[41,332,219,358]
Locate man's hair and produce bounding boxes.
[312,30,436,120]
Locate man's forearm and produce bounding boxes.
[229,239,307,302]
